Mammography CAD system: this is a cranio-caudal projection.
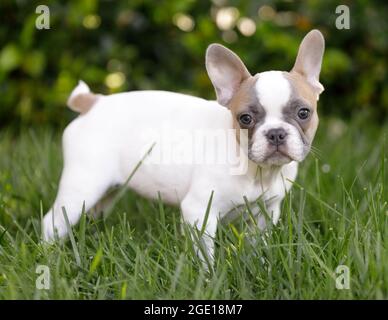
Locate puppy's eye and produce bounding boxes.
[239,114,254,126]
[297,108,310,120]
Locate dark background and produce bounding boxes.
[0,0,387,130]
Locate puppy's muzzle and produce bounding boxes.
[266,128,288,146]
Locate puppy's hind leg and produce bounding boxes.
[42,165,112,242]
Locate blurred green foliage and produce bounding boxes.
[0,0,387,129]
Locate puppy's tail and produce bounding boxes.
[67,80,99,114]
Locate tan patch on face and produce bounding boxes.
[229,75,260,142]
[229,75,259,115]
[284,71,319,142]
[286,71,317,108]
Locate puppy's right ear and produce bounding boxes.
[206,44,251,107]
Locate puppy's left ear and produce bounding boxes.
[291,29,325,98]
[206,44,251,107]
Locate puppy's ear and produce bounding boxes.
[291,29,325,98]
[206,44,251,107]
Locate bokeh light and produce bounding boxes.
[237,17,256,36]
[258,5,276,21]
[105,72,125,89]
[173,13,195,32]
[215,7,239,30]
[82,14,101,29]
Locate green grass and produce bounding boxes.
[0,115,387,299]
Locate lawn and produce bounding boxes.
[0,115,386,299]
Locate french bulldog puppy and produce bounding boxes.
[42,30,325,265]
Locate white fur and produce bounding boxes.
[42,87,298,265]
[255,71,290,117]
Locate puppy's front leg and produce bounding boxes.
[256,200,282,230]
[181,196,218,269]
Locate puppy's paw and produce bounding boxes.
[41,213,68,242]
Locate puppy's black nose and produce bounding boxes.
[266,128,287,146]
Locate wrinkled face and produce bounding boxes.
[206,30,325,167]
[230,71,319,166]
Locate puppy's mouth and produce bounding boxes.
[248,140,310,166]
[263,146,294,165]
[264,149,294,161]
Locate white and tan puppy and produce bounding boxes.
[43,30,325,264]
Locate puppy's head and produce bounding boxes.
[206,30,325,167]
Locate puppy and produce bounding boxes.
[42,30,325,265]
